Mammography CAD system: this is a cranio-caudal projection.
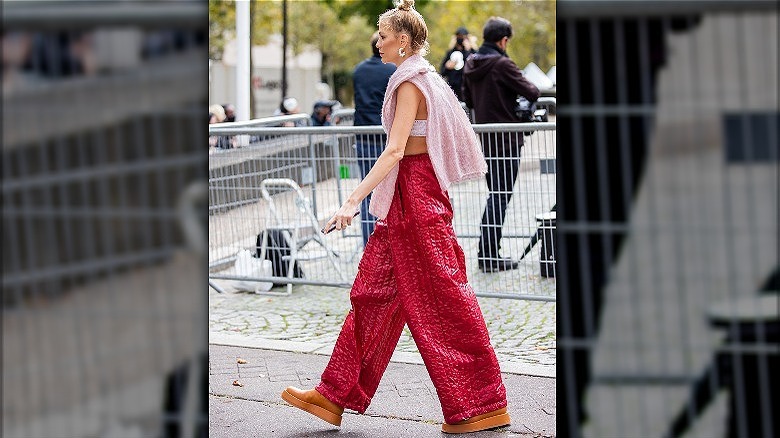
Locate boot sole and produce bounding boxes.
[441,412,511,434]
[281,389,342,426]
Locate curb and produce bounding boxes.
[209,332,555,378]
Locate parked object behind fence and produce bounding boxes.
[256,230,304,287]
[535,212,556,278]
[226,249,273,292]
[256,178,348,295]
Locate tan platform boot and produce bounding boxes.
[281,387,344,426]
[441,407,511,434]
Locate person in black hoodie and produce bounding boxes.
[462,16,540,273]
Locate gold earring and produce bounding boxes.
[398,46,406,57]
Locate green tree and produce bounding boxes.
[284,2,374,103]
[210,1,555,105]
[210,1,378,101]
[322,0,430,26]
[209,0,234,60]
[209,0,283,60]
[423,0,555,72]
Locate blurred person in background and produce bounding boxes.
[208,103,226,124]
[274,97,305,127]
[24,31,96,78]
[220,103,237,148]
[221,103,236,122]
[439,26,476,102]
[208,103,231,150]
[2,31,32,93]
[352,32,396,246]
[274,96,300,116]
[310,100,340,126]
[462,16,540,273]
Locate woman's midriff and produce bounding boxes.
[404,136,428,156]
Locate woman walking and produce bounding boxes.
[281,0,510,433]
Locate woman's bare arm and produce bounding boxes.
[324,81,422,232]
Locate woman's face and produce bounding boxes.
[376,22,406,65]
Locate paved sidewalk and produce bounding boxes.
[209,286,556,378]
[209,345,556,437]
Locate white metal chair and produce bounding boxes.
[258,178,347,295]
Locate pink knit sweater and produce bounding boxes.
[369,54,487,219]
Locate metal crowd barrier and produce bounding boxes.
[555,2,778,437]
[208,122,556,301]
[2,3,208,437]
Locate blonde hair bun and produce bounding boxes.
[380,0,428,56]
[396,0,414,11]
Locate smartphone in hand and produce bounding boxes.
[321,211,360,234]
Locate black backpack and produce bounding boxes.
[255,229,304,287]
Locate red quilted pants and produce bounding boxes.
[315,154,507,424]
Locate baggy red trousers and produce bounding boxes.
[315,154,507,424]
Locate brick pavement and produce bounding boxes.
[209,345,555,437]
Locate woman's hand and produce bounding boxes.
[323,200,360,234]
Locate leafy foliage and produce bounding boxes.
[210,0,555,103]
[424,0,556,71]
[209,0,234,60]
[321,0,430,26]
